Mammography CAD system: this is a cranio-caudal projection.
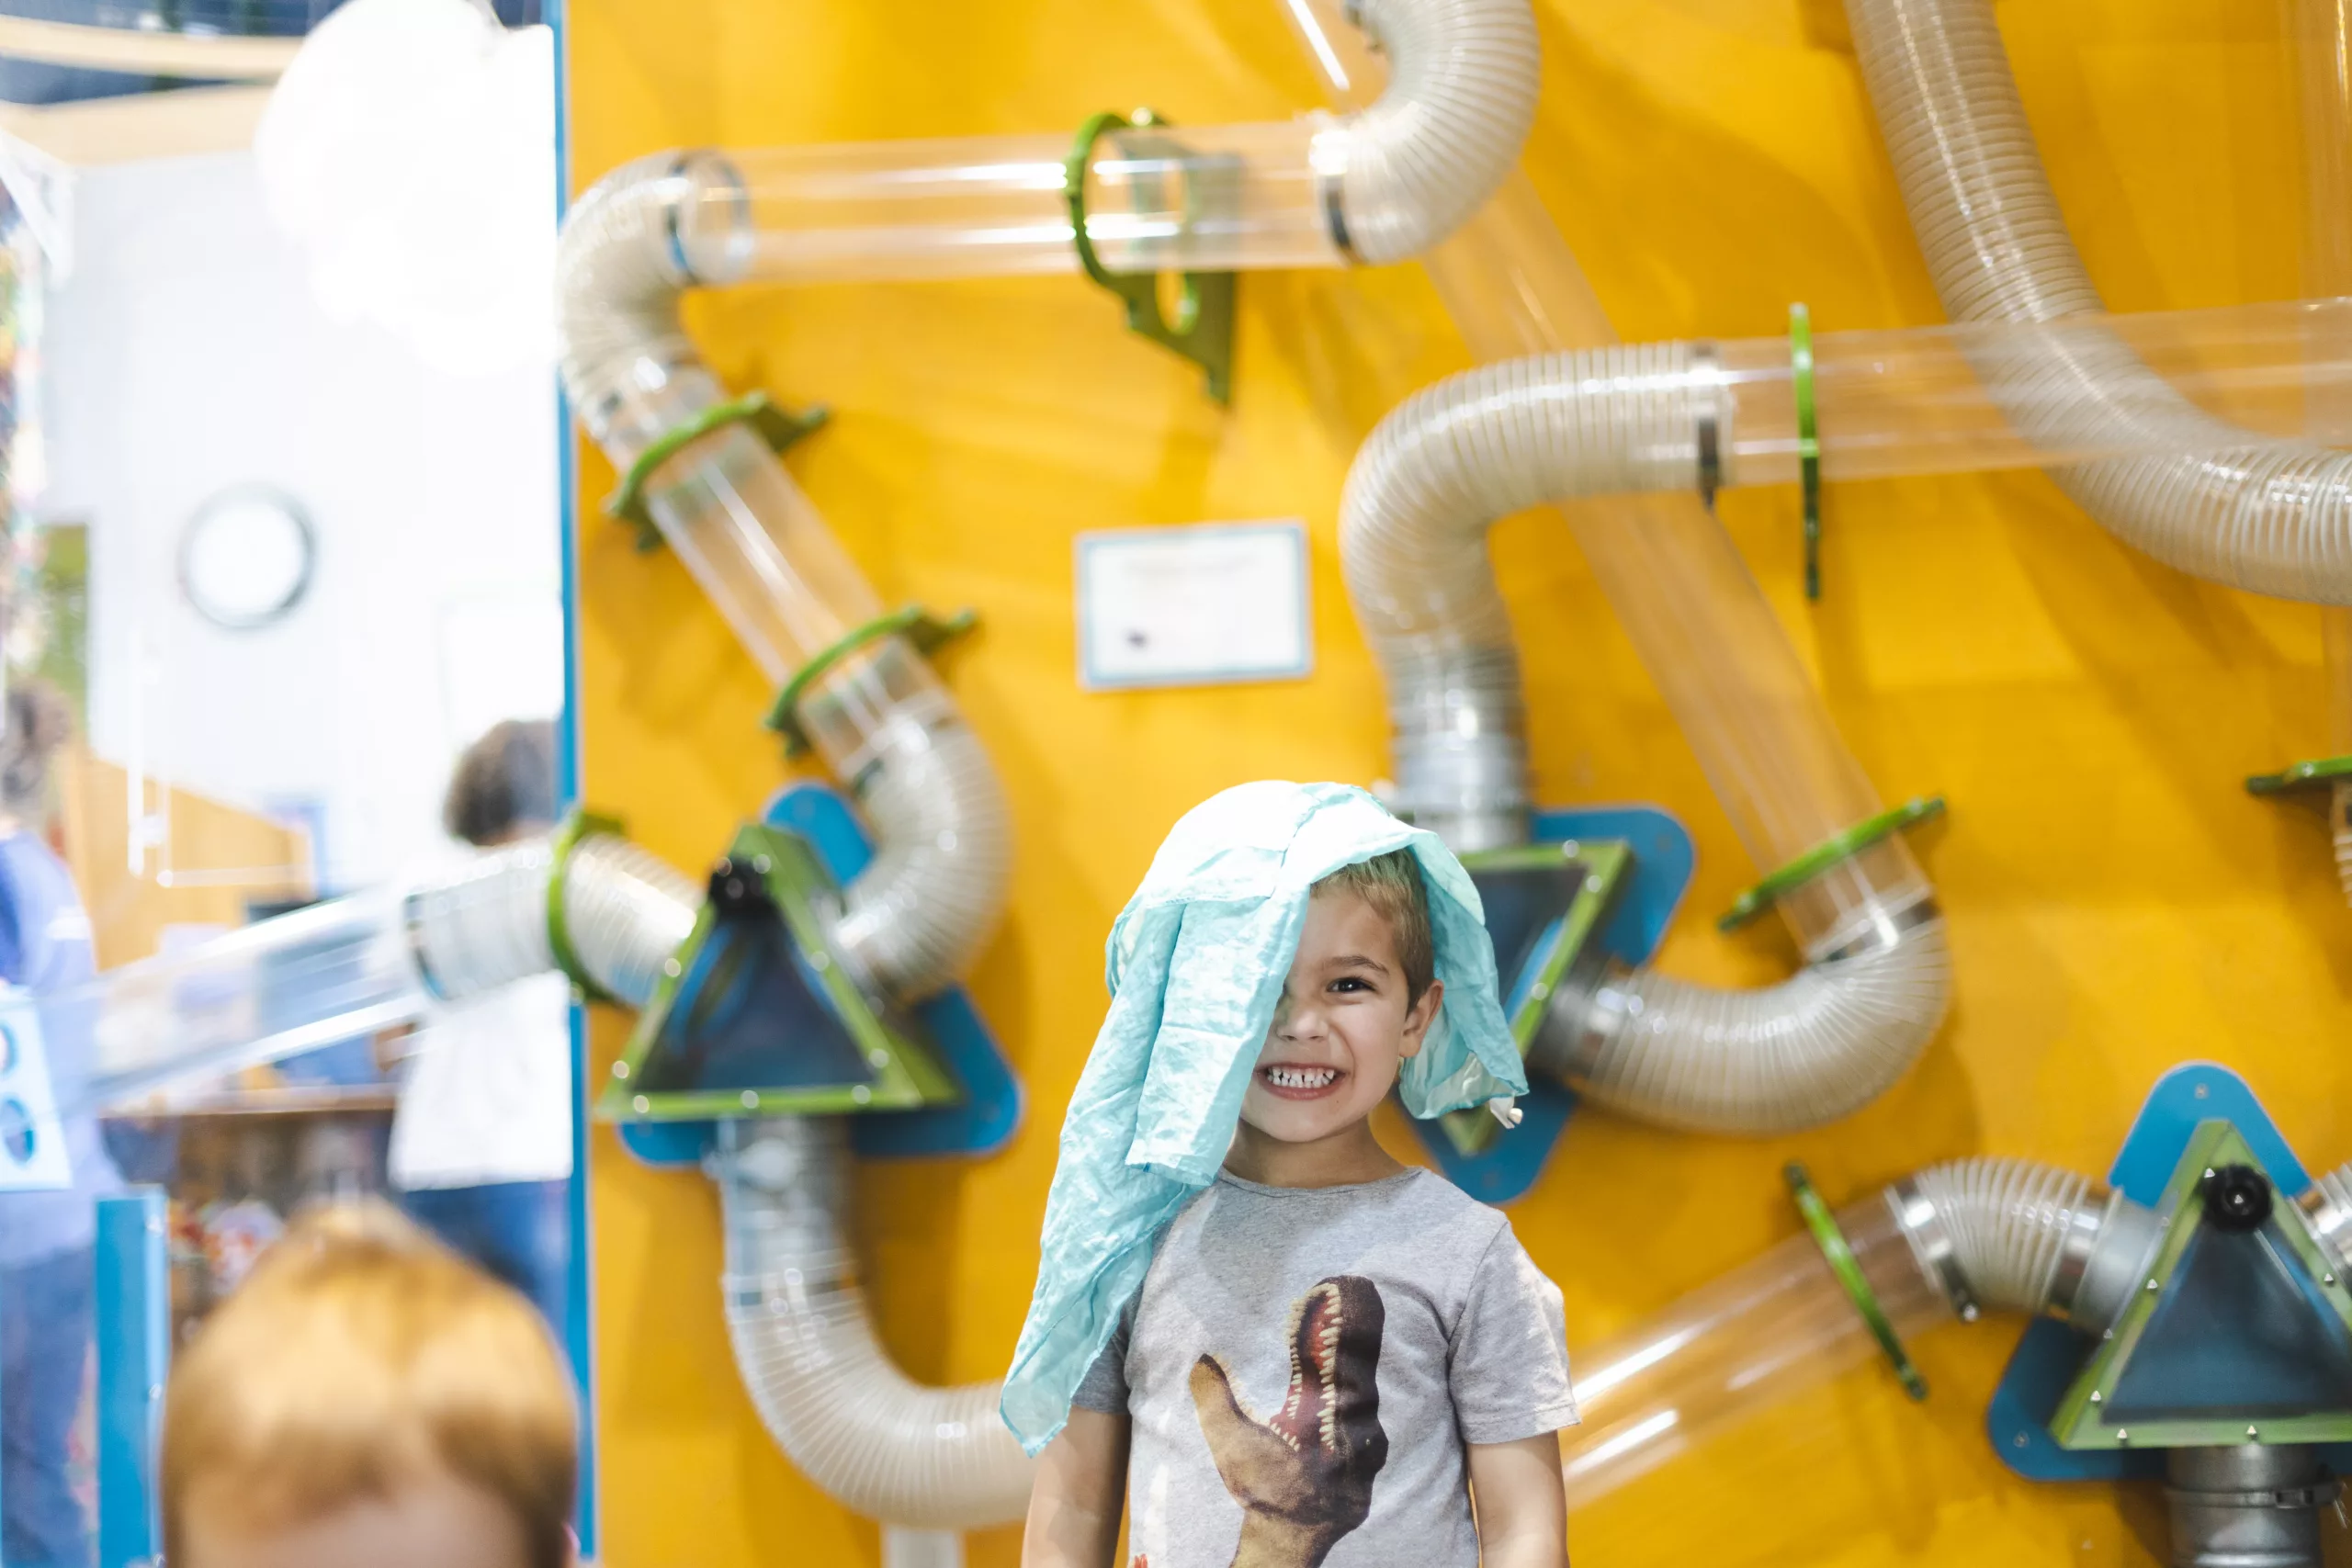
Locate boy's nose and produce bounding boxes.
[1274,990,1328,1041]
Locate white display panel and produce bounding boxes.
[1076,519,1312,690]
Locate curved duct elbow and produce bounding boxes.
[1329,0,1540,265]
[1886,1156,2165,1336]
[555,151,730,434]
[1846,0,2352,604]
[1533,913,1951,1135]
[825,695,1013,998]
[1341,344,1718,850]
[713,1117,1035,1529]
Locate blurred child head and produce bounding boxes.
[444,717,560,848]
[162,1201,577,1568]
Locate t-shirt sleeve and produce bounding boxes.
[1069,1298,1134,1416]
[1449,1220,1577,1445]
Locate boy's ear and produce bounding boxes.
[1398,977,1443,1059]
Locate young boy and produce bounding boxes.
[160,1201,578,1568]
[1016,784,1575,1568]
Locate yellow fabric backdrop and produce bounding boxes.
[566,1,2348,1562]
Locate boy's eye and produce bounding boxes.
[1328,976,1371,994]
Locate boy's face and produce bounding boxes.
[1238,886,1443,1147]
[181,1469,544,1568]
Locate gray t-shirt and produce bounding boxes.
[1073,1167,1576,1568]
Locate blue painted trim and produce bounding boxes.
[1074,520,1313,691]
[547,0,596,1548]
[616,784,1024,1168]
[1408,804,1697,1204]
[95,1188,167,1568]
[1984,1063,2352,1482]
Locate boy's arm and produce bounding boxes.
[1466,1432,1569,1568]
[1022,1407,1132,1568]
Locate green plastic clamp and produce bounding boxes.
[1792,302,1823,602]
[765,604,979,757]
[603,390,831,551]
[1065,108,1238,404]
[2245,754,2352,797]
[548,808,629,1005]
[1719,795,1946,931]
[1785,1161,1928,1403]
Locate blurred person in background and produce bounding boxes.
[389,719,572,1337]
[0,679,120,1568]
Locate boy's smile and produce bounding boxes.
[1258,1063,1344,1098]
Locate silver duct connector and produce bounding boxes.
[1326,0,1541,265]
[1846,0,2352,604]
[405,829,700,1008]
[1342,343,1724,853]
[1532,905,1950,1135]
[2166,1446,2340,1568]
[711,1117,1035,1528]
[2298,1160,2352,1276]
[1882,1156,2164,1335]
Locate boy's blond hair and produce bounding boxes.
[161,1201,577,1568]
[1312,848,1436,1000]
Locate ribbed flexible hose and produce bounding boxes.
[554,149,707,426]
[406,832,700,1006]
[1342,343,1716,848]
[1548,919,1951,1134]
[1846,0,2352,604]
[1335,0,1540,265]
[1343,347,1951,1131]
[1900,1157,2093,1314]
[715,1117,1034,1528]
[817,675,1015,998]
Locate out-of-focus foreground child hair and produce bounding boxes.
[160,1201,578,1568]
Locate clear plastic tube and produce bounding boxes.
[1562,1195,1951,1504]
[670,124,1345,288]
[1563,1156,2098,1506]
[70,889,427,1116]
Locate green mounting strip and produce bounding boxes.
[548,808,630,1006]
[765,604,979,757]
[2048,1121,2352,1450]
[1065,108,1238,404]
[603,390,831,550]
[595,821,962,1122]
[1792,301,1823,603]
[1719,795,1946,932]
[1786,1160,1928,1402]
[2245,754,2352,797]
[1436,839,1634,1158]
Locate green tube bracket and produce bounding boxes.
[1785,1160,1928,1403]
[603,390,831,551]
[1065,108,1237,404]
[1719,795,1946,931]
[2245,754,2352,797]
[765,604,980,758]
[548,807,629,1005]
[1792,301,1823,602]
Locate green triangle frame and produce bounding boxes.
[594,821,960,1123]
[2050,1120,2352,1450]
[1432,838,1634,1158]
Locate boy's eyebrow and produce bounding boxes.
[1324,953,1391,974]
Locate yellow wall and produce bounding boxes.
[567,1,2350,1563]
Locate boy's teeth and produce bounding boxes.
[1267,1066,1338,1089]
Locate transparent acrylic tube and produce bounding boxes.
[668,121,1345,288]
[67,889,427,1117]
[1561,1196,1951,1505]
[1719,299,2352,485]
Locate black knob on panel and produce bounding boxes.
[2200,1164,2273,1234]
